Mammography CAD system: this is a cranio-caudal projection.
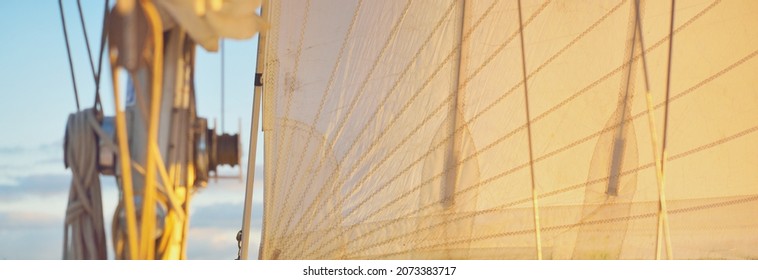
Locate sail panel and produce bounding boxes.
[262,0,758,259]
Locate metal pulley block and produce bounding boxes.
[216,133,240,168]
[194,117,242,187]
[62,110,116,176]
[97,116,117,175]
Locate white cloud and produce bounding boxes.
[0,145,25,155]
[0,228,62,260]
[0,161,265,259]
[0,174,71,202]
[192,166,265,206]
[190,202,262,228]
[0,211,60,229]
[0,172,116,260]
[185,200,265,259]
[186,227,262,260]
[0,140,62,155]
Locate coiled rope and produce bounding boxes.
[63,108,108,259]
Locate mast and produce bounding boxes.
[239,0,270,260]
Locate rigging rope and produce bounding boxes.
[261,0,754,260]
[58,0,80,111]
[655,0,676,260]
[516,0,543,261]
[58,0,110,111]
[63,109,107,259]
[75,0,96,82]
[304,0,709,246]
[92,0,111,110]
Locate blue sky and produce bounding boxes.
[0,1,265,259]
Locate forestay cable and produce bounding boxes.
[58,0,80,111]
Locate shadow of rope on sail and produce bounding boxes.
[268,1,749,260]
[311,44,755,259]
[345,47,758,258]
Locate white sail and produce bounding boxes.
[259,0,758,259]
